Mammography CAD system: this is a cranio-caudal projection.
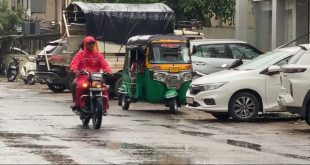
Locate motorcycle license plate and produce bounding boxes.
[39,61,46,65]
[186,97,194,104]
[10,66,16,69]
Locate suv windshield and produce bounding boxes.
[238,49,295,70]
[288,49,308,64]
[150,43,190,64]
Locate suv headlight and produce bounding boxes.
[153,72,167,82]
[202,82,228,91]
[182,72,192,82]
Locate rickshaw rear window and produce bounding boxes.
[150,43,190,64]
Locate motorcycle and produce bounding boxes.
[20,56,36,85]
[72,70,109,129]
[0,61,6,76]
[7,57,20,82]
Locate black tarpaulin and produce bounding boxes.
[66,2,175,45]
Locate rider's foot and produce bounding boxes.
[71,104,81,115]
[72,108,81,115]
[70,103,79,110]
[102,109,108,116]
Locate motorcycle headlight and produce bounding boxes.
[182,72,192,82]
[202,82,228,91]
[153,72,167,82]
[82,82,89,88]
[29,65,35,69]
[92,81,102,88]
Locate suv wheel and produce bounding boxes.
[306,100,310,126]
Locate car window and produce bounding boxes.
[238,49,294,70]
[192,44,230,59]
[229,44,261,60]
[274,57,291,66]
[288,49,307,64]
[288,49,309,65]
[296,51,310,65]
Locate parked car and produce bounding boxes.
[186,45,310,121]
[35,38,70,92]
[190,39,264,75]
[277,47,310,125]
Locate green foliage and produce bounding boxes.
[72,0,235,27]
[0,1,25,36]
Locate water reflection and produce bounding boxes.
[227,139,261,151]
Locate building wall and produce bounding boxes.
[241,0,310,51]
[31,0,63,30]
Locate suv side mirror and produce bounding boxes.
[267,65,281,75]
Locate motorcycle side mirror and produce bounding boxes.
[221,64,228,68]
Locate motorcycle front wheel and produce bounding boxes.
[26,74,36,85]
[92,98,103,129]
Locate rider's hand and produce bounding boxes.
[73,70,79,76]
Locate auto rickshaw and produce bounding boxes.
[118,35,193,112]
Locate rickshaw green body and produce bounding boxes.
[120,69,191,103]
[119,35,193,108]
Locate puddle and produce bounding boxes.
[108,114,131,117]
[179,130,214,137]
[227,139,261,151]
[31,150,77,164]
[0,132,43,140]
[278,153,310,160]
[143,155,192,165]
[9,144,67,149]
[132,120,150,123]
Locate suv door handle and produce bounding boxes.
[195,62,206,65]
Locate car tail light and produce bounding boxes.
[283,67,307,73]
[49,55,65,63]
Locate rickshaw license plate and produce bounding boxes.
[186,97,194,104]
[169,67,179,73]
[39,61,46,65]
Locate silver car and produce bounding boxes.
[191,39,263,75]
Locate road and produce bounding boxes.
[0,79,310,164]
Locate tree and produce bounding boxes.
[0,1,25,36]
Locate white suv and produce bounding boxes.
[277,48,310,125]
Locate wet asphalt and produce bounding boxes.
[0,79,310,164]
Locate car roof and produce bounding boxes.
[190,39,246,45]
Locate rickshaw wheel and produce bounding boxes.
[121,94,130,110]
[168,99,178,112]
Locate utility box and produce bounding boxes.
[22,22,40,36]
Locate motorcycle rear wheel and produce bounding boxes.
[92,98,103,129]
[7,71,17,82]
